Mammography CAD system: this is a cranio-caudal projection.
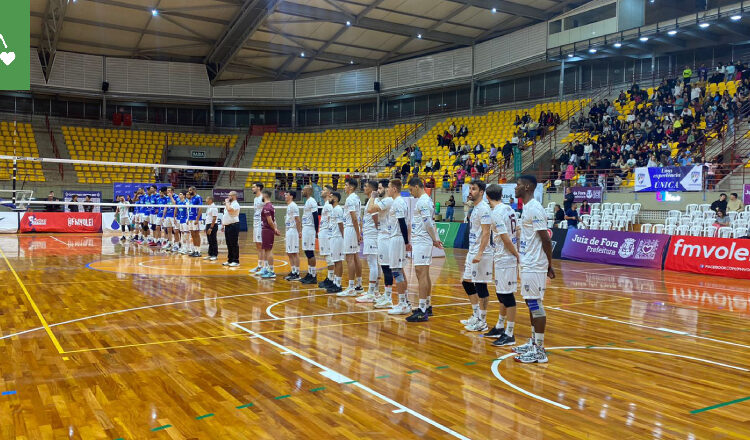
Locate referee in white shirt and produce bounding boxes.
[222,191,241,267]
[205,197,219,261]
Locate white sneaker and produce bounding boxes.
[337,286,359,297]
[179,249,189,255]
[512,338,536,354]
[203,255,211,260]
[374,297,393,309]
[172,245,179,252]
[388,302,412,315]
[209,256,217,261]
[228,262,240,267]
[249,266,262,274]
[461,315,479,326]
[355,292,376,303]
[465,319,488,332]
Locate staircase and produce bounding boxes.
[33,116,76,184]
[217,133,263,189]
[364,116,432,176]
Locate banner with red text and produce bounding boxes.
[19,212,102,233]
[665,236,750,279]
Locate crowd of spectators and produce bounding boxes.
[557,63,750,190]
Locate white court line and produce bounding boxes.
[48,236,71,247]
[0,287,318,341]
[232,323,471,440]
[491,346,749,409]
[546,306,750,350]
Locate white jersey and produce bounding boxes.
[363,200,378,240]
[520,198,549,273]
[344,193,361,229]
[468,200,493,256]
[116,202,129,222]
[329,205,344,238]
[302,197,318,228]
[285,202,299,231]
[411,193,435,246]
[253,195,263,229]
[389,196,408,240]
[491,203,518,264]
[320,201,332,238]
[376,197,394,239]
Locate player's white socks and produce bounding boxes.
[292,266,299,275]
[348,280,354,289]
[356,277,362,288]
[334,276,342,287]
[309,267,316,276]
[327,269,334,281]
[534,332,544,347]
[418,299,427,313]
[384,286,393,298]
[471,304,480,318]
[398,293,407,305]
[496,316,506,330]
[368,282,377,293]
[505,322,515,337]
[479,310,487,321]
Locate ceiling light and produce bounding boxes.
[639,36,649,42]
[730,14,741,21]
[300,52,305,57]
[346,20,351,26]
[491,7,497,13]
[349,60,354,64]
[151,9,159,16]
[417,33,422,39]
[567,53,573,58]
[699,22,710,28]
[588,48,597,53]
[667,30,678,35]
[613,42,622,48]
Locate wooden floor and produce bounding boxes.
[0,233,749,440]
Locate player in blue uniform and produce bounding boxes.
[176,191,189,253]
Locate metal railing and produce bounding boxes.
[361,117,428,173]
[44,115,64,180]
[228,126,253,185]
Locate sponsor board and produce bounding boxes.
[664,236,750,279]
[0,213,19,233]
[634,165,703,192]
[561,229,669,269]
[744,184,750,205]
[19,212,102,233]
[570,186,603,204]
[114,182,153,198]
[213,189,245,202]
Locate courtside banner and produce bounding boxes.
[114,182,153,198]
[0,212,19,233]
[634,165,703,192]
[551,228,568,259]
[665,236,750,279]
[19,212,102,233]
[561,229,669,269]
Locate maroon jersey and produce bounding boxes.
[261,202,275,230]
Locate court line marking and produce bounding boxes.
[48,236,71,247]
[232,323,471,440]
[0,247,66,356]
[691,396,750,414]
[491,346,750,410]
[546,306,750,350]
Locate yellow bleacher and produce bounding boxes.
[382,99,589,183]
[168,132,237,148]
[0,122,45,182]
[63,127,166,184]
[246,124,417,188]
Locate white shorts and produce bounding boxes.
[302,227,316,252]
[520,272,547,300]
[134,214,143,224]
[463,252,493,283]
[188,219,199,231]
[149,214,158,225]
[378,235,390,266]
[388,236,406,269]
[329,236,344,262]
[286,230,300,254]
[343,227,359,255]
[162,217,174,228]
[363,236,378,256]
[253,226,262,243]
[179,222,188,232]
[319,234,330,256]
[494,261,518,294]
[411,243,433,266]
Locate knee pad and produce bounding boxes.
[476,283,489,299]
[304,250,315,259]
[392,269,406,283]
[382,266,393,286]
[526,299,546,318]
[141,223,149,232]
[462,280,477,296]
[497,293,516,308]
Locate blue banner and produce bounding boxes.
[634,165,703,192]
[114,182,153,199]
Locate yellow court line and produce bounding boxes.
[0,247,67,356]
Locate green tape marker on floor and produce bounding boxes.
[151,425,172,432]
[343,381,358,385]
[606,343,616,346]
[645,337,655,340]
[310,387,326,392]
[435,365,450,370]
[406,370,420,374]
[464,362,477,366]
[585,345,595,348]
[690,396,750,414]
[625,339,636,343]
[196,413,214,420]
[275,395,291,400]
[375,375,390,379]
[563,348,575,352]
[236,403,254,409]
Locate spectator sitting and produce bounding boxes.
[386,155,396,167]
[579,200,591,215]
[457,125,468,138]
[448,122,456,136]
[489,144,498,164]
[565,203,579,229]
[473,141,485,157]
[424,158,433,173]
[45,191,60,212]
[714,210,731,229]
[433,158,441,171]
[84,195,93,212]
[553,205,564,226]
[710,193,728,213]
[727,192,744,212]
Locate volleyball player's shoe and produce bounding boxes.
[388,302,411,315]
[284,272,300,281]
[299,273,317,284]
[461,315,479,327]
[492,334,516,347]
[373,296,393,309]
[514,345,547,363]
[484,327,505,338]
[318,278,333,289]
[465,319,488,332]
[355,292,375,303]
[260,269,276,279]
[326,284,343,294]
[405,309,429,322]
[512,338,535,354]
[337,286,358,297]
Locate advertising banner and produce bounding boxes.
[0,212,19,233]
[561,229,669,269]
[63,190,102,213]
[664,236,750,279]
[113,182,153,199]
[213,188,245,202]
[634,165,703,192]
[570,186,603,203]
[436,222,461,248]
[19,212,102,233]
[744,184,750,205]
[551,228,568,259]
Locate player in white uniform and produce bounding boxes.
[385,179,410,315]
[461,180,494,332]
[406,177,443,322]
[367,180,394,308]
[512,175,555,364]
[325,192,345,294]
[284,191,302,281]
[355,181,381,303]
[115,196,131,241]
[249,183,266,274]
[485,184,521,346]
[299,186,319,284]
[318,186,336,289]
[339,179,363,297]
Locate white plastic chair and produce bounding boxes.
[612,203,622,212]
[667,210,680,218]
[640,223,653,233]
[547,202,556,211]
[665,217,678,226]
[547,220,554,228]
[602,202,612,212]
[601,221,612,230]
[718,227,733,238]
[704,226,717,237]
[665,225,677,235]
[621,203,631,212]
[699,203,711,212]
[589,221,600,230]
[734,227,748,238]
[676,225,690,235]
[632,203,641,214]
[653,224,665,234]
[686,204,699,214]
[591,203,600,211]
[690,225,703,236]
[581,214,591,226]
[728,211,738,222]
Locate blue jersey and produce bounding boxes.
[137,197,146,215]
[176,199,188,223]
[149,194,159,215]
[157,195,169,216]
[166,195,177,218]
[189,195,202,220]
